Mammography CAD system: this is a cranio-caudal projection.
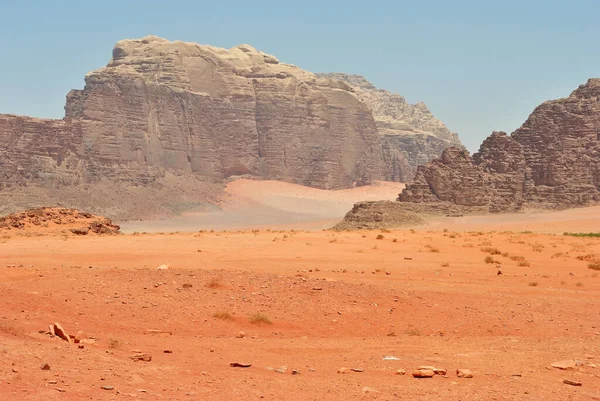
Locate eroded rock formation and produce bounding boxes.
[398,78,600,212]
[316,73,464,181]
[1,36,386,194]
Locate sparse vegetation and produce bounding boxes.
[249,313,272,325]
[518,260,531,267]
[108,337,120,349]
[564,232,600,238]
[207,277,223,289]
[213,311,233,320]
[441,262,450,267]
[481,247,501,255]
[404,327,421,336]
[576,282,583,287]
[484,256,498,264]
[588,262,600,271]
[380,228,391,233]
[376,234,385,240]
[577,254,597,262]
[528,282,539,287]
[425,245,440,253]
[392,238,398,243]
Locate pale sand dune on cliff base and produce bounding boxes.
[120,179,404,233]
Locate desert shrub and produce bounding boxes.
[588,262,600,271]
[528,282,538,287]
[481,247,501,255]
[484,256,497,264]
[213,311,233,320]
[376,234,385,240]
[206,277,223,289]
[249,313,272,325]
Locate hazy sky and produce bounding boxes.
[1,0,598,151]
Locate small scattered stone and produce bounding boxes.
[52,322,71,343]
[236,331,246,338]
[78,344,84,349]
[48,380,57,385]
[156,264,170,270]
[413,369,435,378]
[351,368,364,373]
[164,350,173,354]
[292,369,300,375]
[129,353,152,362]
[552,360,577,370]
[275,366,287,373]
[40,363,50,371]
[56,388,66,393]
[338,367,351,374]
[362,387,378,394]
[101,385,114,391]
[230,362,252,368]
[456,369,473,378]
[396,369,406,375]
[182,283,193,289]
[312,287,323,291]
[74,330,87,343]
[563,379,582,386]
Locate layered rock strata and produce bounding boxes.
[316,73,464,181]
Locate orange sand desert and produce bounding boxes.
[1,181,600,400]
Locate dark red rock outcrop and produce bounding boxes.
[398,78,600,212]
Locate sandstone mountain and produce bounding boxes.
[316,73,463,182]
[0,36,459,219]
[398,78,600,212]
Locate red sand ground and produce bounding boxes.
[1,217,600,399]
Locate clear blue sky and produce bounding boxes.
[1,0,598,151]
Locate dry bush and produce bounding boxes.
[481,247,501,255]
[588,262,600,271]
[213,311,233,320]
[528,282,539,287]
[206,277,223,289]
[376,234,385,240]
[425,245,440,253]
[518,260,531,267]
[484,256,498,264]
[249,313,272,325]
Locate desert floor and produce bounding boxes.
[2,213,600,400]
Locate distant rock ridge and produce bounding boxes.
[0,36,461,218]
[316,73,464,181]
[398,78,600,212]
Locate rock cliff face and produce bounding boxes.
[398,78,600,212]
[316,73,464,181]
[0,36,463,219]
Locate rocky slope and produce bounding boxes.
[0,207,120,235]
[398,78,600,212]
[316,73,464,181]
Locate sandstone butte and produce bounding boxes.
[337,78,600,229]
[398,78,600,212]
[0,36,462,219]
